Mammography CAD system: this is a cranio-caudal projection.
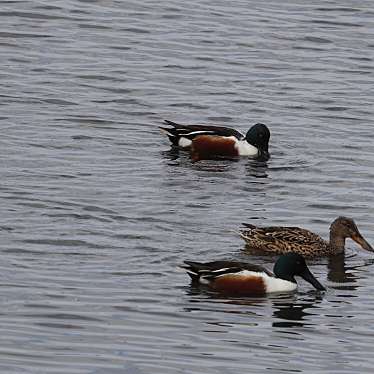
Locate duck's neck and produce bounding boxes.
[329,232,346,253]
[275,272,296,284]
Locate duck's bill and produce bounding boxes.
[300,267,326,291]
[257,149,270,161]
[352,233,374,252]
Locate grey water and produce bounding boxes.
[1,0,374,373]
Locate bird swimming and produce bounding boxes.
[160,120,270,161]
[240,216,373,258]
[181,252,325,296]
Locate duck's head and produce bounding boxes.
[245,123,270,159]
[273,252,325,291]
[330,216,373,252]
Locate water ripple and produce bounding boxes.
[0,0,374,372]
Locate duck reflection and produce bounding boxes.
[271,294,324,328]
[162,147,238,172]
[327,253,355,284]
[327,252,374,291]
[183,282,268,314]
[161,146,270,177]
[183,283,324,330]
[245,159,269,178]
[162,145,241,163]
[161,148,182,163]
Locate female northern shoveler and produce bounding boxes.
[181,252,325,296]
[159,120,270,161]
[240,216,373,258]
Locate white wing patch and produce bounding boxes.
[183,130,215,136]
[178,137,192,147]
[178,130,216,148]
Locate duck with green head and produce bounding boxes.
[181,252,325,296]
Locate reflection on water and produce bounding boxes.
[245,159,269,179]
[327,253,356,284]
[162,147,181,162]
[182,249,367,332]
[272,294,324,328]
[161,143,270,166]
[2,0,374,372]
[162,146,239,171]
[327,254,374,293]
[184,278,326,330]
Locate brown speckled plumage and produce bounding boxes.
[240,216,373,258]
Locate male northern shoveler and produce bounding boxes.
[181,252,325,296]
[159,120,270,161]
[240,216,373,258]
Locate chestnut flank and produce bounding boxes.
[191,135,238,161]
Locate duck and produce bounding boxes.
[240,216,373,258]
[181,252,325,296]
[159,120,270,161]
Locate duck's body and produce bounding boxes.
[160,120,270,161]
[181,253,325,296]
[240,217,373,258]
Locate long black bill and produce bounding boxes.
[300,267,326,291]
[257,149,270,162]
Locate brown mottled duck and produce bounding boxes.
[240,216,373,258]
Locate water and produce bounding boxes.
[1,0,374,372]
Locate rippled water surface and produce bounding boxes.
[1,0,374,373]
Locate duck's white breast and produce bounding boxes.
[262,274,297,293]
[227,271,297,293]
[234,140,259,156]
